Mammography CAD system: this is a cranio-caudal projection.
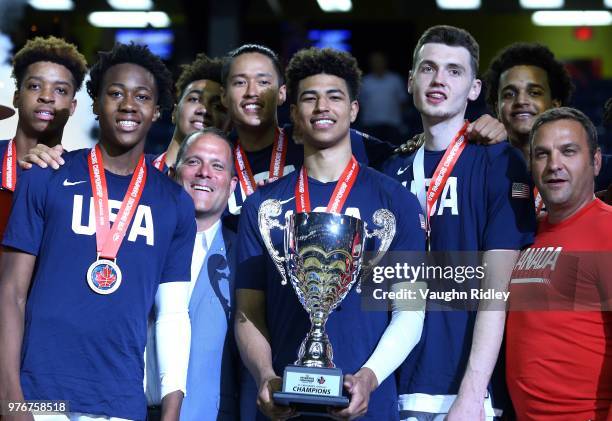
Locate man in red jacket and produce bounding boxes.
[506,107,612,420]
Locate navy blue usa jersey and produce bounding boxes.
[3,149,196,420]
[236,165,424,420]
[382,142,535,399]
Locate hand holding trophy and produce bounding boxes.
[258,199,395,416]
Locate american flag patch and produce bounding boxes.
[512,182,530,199]
[419,214,426,230]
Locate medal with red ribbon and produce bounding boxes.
[413,122,469,251]
[1,139,16,192]
[295,155,359,214]
[153,151,167,171]
[234,127,286,196]
[86,145,147,294]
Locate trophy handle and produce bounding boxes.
[359,209,396,292]
[258,199,289,285]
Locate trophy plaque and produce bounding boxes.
[258,199,395,415]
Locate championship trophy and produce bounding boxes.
[258,199,395,414]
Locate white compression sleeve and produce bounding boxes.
[362,300,424,385]
[155,281,191,399]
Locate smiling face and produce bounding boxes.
[93,63,160,152]
[173,79,228,139]
[291,73,358,152]
[222,52,286,131]
[13,61,77,137]
[409,43,481,123]
[175,133,237,226]
[497,65,559,145]
[531,118,601,216]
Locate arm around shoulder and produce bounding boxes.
[19,144,65,170]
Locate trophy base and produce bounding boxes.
[273,365,349,416]
[274,392,349,415]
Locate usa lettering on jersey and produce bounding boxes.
[71,195,154,245]
[407,177,459,216]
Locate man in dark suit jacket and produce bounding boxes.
[148,127,239,420]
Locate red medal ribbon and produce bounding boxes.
[533,187,544,215]
[153,151,167,171]
[234,127,286,196]
[268,127,286,182]
[295,155,360,213]
[87,145,147,260]
[2,139,16,191]
[424,121,469,232]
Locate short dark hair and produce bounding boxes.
[485,43,574,114]
[12,36,88,93]
[175,53,223,100]
[285,47,362,104]
[221,44,284,87]
[174,127,236,176]
[530,107,599,162]
[413,25,479,76]
[604,97,612,127]
[87,43,173,111]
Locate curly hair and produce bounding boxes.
[221,44,284,87]
[87,43,173,111]
[12,36,87,92]
[285,47,362,104]
[485,43,574,114]
[175,53,223,100]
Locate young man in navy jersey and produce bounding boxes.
[0,43,195,421]
[220,44,307,221]
[152,53,229,172]
[484,42,612,209]
[0,36,87,239]
[383,26,536,420]
[235,47,426,420]
[484,43,573,164]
